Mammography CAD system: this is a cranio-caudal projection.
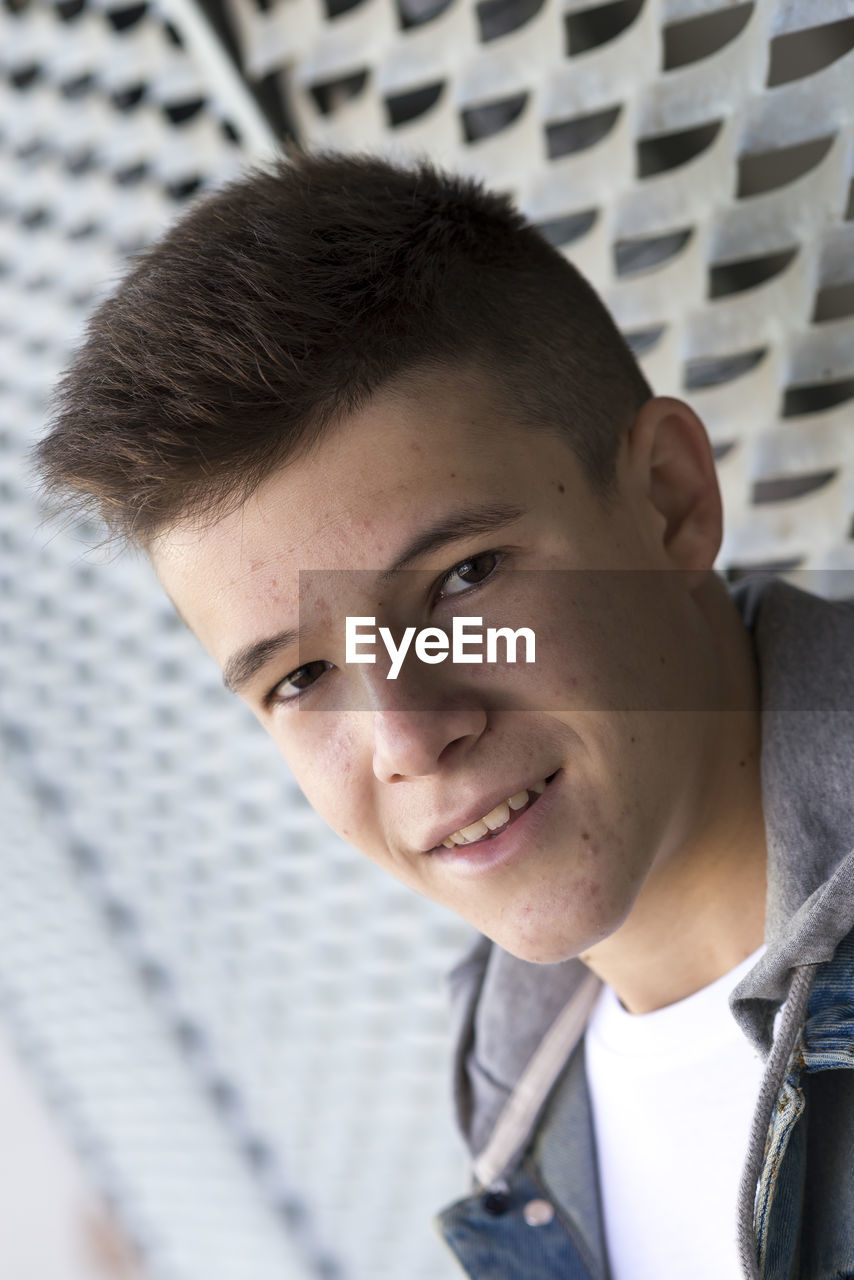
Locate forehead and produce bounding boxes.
[149,370,594,660]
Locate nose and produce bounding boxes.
[372,702,487,783]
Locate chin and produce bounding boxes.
[496,929,597,967]
[493,903,628,966]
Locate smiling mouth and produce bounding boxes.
[434,772,559,850]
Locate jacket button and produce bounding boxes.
[523,1199,555,1227]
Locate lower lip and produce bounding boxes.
[426,771,562,879]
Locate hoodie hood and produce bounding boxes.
[446,575,854,1169]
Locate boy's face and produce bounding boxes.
[153,368,726,964]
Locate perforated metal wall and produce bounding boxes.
[224,0,854,581]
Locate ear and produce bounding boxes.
[625,396,723,582]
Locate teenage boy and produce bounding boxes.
[36,151,854,1280]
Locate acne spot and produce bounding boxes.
[581,831,589,841]
[575,874,600,905]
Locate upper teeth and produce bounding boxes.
[442,779,547,848]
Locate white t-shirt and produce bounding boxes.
[584,947,767,1280]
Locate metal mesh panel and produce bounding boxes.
[2,1,853,1279]
[224,0,854,580]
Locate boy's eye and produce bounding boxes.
[270,659,332,704]
[436,551,500,599]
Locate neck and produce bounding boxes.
[580,576,768,1015]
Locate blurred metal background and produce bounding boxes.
[1,1,853,1278]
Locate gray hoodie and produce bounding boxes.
[438,575,854,1279]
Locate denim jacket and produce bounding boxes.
[435,578,854,1280]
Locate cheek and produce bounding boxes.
[476,783,655,963]
[535,574,685,713]
[273,716,374,842]
[503,582,632,712]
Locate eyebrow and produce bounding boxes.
[378,501,527,581]
[221,500,527,695]
[222,626,301,694]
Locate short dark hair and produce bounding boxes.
[35,147,652,546]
